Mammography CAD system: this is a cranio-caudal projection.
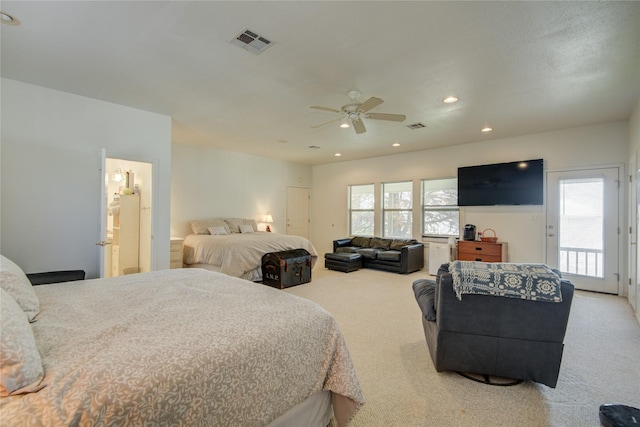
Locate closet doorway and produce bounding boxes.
[101,157,153,278]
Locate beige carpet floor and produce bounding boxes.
[285,267,640,427]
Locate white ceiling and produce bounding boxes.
[1,1,639,165]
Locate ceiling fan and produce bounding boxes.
[310,91,406,134]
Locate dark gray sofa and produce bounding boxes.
[333,236,424,274]
[413,263,574,388]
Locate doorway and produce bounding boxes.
[546,167,620,294]
[103,158,153,277]
[286,187,310,238]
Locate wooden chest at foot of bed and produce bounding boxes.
[261,249,312,288]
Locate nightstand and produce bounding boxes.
[170,237,184,269]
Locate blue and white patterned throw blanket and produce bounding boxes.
[448,261,562,302]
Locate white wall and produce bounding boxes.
[310,121,629,266]
[170,143,311,237]
[0,79,172,278]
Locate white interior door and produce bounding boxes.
[546,167,619,294]
[286,187,310,238]
[629,153,638,312]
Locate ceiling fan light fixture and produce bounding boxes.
[339,119,350,129]
[0,11,19,25]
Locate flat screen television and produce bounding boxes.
[457,159,543,206]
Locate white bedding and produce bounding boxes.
[0,269,363,426]
[183,232,319,280]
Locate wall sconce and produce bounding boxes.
[112,168,124,183]
[264,212,274,232]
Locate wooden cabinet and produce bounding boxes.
[170,237,184,269]
[457,240,508,263]
[112,194,140,276]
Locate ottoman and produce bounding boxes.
[325,252,362,273]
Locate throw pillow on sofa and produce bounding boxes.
[351,236,371,248]
[370,237,391,250]
[390,239,416,250]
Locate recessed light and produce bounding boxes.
[334,153,342,157]
[481,127,493,133]
[443,96,459,104]
[392,142,400,147]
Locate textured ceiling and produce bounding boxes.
[1,1,639,165]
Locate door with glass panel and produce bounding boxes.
[546,168,619,294]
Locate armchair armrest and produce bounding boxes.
[333,238,355,252]
[26,270,86,285]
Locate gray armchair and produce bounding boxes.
[413,263,574,388]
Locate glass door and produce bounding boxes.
[546,168,619,294]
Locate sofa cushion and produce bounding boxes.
[412,279,437,321]
[336,246,359,253]
[351,236,371,248]
[356,248,380,259]
[377,250,401,261]
[370,237,391,250]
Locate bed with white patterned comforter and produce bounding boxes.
[182,232,319,281]
[1,268,364,426]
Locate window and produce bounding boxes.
[349,184,374,236]
[422,178,459,237]
[383,181,412,238]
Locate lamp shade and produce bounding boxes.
[264,213,274,223]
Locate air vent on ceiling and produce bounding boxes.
[406,122,426,129]
[229,28,274,55]
[308,145,321,150]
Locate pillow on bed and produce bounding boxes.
[190,219,230,235]
[224,218,245,233]
[0,255,40,322]
[0,288,44,396]
[239,224,254,233]
[243,219,258,232]
[207,225,229,235]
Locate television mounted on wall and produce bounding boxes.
[457,159,544,206]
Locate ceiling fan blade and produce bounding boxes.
[352,119,366,134]
[310,106,342,114]
[311,117,342,129]
[366,112,407,122]
[357,97,384,113]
